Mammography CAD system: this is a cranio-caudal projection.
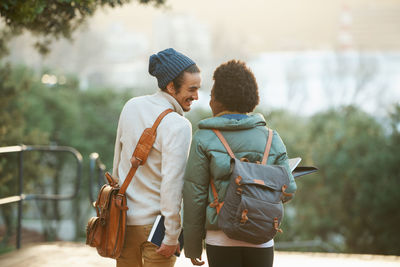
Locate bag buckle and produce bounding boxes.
[115,194,129,211]
[130,157,142,168]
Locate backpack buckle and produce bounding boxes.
[236,187,243,195]
[281,184,294,201]
[235,175,242,185]
[274,217,283,233]
[240,209,248,224]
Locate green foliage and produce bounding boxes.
[0,64,133,246]
[273,106,400,255]
[263,109,310,160]
[186,108,212,133]
[0,64,49,246]
[0,0,166,55]
[307,107,396,254]
[0,29,13,58]
[76,86,132,168]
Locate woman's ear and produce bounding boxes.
[210,97,226,116]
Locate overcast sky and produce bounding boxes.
[90,0,340,54]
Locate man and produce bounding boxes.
[112,48,201,267]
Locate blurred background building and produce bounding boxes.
[6,0,400,115]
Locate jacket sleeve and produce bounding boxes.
[183,132,210,259]
[272,131,297,202]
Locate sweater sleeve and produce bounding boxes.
[272,131,297,202]
[159,118,192,245]
[112,111,123,181]
[183,132,210,258]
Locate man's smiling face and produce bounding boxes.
[167,72,201,112]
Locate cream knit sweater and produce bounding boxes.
[112,91,192,245]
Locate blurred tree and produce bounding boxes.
[379,104,400,255]
[186,108,212,133]
[262,109,310,159]
[0,64,133,246]
[77,87,132,168]
[19,71,133,239]
[0,0,166,56]
[290,105,400,255]
[0,64,48,248]
[284,61,308,113]
[320,52,384,112]
[20,71,83,240]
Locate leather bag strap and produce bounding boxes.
[150,109,173,135]
[119,109,173,195]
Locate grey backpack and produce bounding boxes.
[210,129,293,244]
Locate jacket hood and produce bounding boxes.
[198,113,266,130]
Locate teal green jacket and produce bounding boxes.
[182,113,297,258]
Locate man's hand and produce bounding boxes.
[156,243,180,258]
[190,257,205,266]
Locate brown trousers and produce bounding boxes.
[116,225,176,267]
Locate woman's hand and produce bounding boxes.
[191,257,205,266]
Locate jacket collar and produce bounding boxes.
[198,113,267,130]
[215,111,245,117]
[154,91,184,116]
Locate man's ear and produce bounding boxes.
[166,81,175,95]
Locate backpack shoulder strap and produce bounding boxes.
[209,129,234,214]
[261,129,274,165]
[119,109,173,195]
[212,129,235,159]
[212,128,273,164]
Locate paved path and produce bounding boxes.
[0,242,399,267]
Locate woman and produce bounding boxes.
[183,60,297,267]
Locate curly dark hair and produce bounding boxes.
[213,60,259,113]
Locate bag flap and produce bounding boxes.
[230,158,290,191]
[97,184,119,209]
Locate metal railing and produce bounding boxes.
[0,145,83,249]
[88,152,107,205]
[1,146,336,253]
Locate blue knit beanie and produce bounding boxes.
[149,48,196,89]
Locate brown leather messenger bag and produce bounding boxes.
[86,109,173,259]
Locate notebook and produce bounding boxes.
[289,157,318,178]
[147,215,184,257]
